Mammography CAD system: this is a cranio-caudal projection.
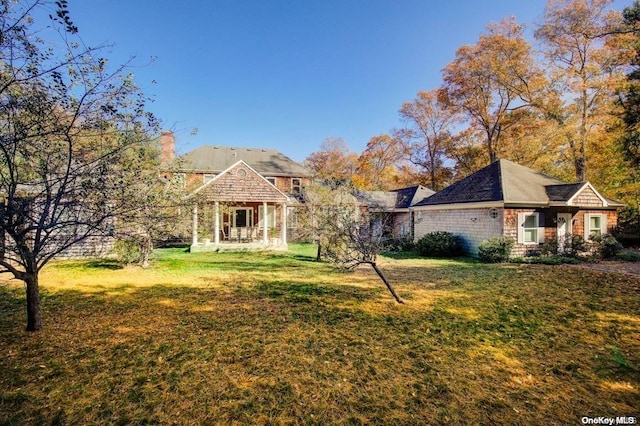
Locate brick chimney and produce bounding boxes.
[160,131,175,163]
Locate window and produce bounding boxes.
[488,208,499,219]
[203,174,215,184]
[584,214,606,239]
[291,178,302,194]
[265,177,276,186]
[231,208,253,227]
[517,212,543,244]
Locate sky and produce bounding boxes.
[66,0,632,162]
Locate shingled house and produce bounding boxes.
[356,185,435,241]
[411,159,623,257]
[160,132,311,251]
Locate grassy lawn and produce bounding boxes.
[1,244,638,425]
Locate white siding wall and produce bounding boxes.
[413,207,503,256]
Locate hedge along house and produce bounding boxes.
[159,132,312,252]
[411,159,624,257]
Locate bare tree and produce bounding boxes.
[0,1,158,330]
[302,182,404,304]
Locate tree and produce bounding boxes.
[321,205,404,304]
[0,1,158,331]
[353,134,405,190]
[397,89,459,191]
[303,182,403,303]
[535,0,626,181]
[443,18,544,165]
[611,1,640,237]
[617,1,640,166]
[304,137,358,184]
[112,142,189,268]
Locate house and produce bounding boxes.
[160,132,312,252]
[356,185,435,240]
[411,159,623,257]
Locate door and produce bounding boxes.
[556,213,572,254]
[232,208,253,228]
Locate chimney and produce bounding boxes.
[160,131,175,163]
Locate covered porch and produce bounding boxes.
[189,161,290,252]
[190,201,289,252]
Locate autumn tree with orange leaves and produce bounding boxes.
[442,18,546,166]
[397,89,460,191]
[535,0,627,182]
[353,134,407,191]
[304,137,358,185]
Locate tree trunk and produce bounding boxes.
[316,243,322,262]
[24,272,42,332]
[370,262,405,304]
[140,234,152,269]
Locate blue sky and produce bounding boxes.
[68,0,630,162]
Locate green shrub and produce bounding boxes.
[415,232,463,257]
[113,238,143,265]
[614,233,640,248]
[477,237,514,263]
[617,250,640,262]
[541,233,586,257]
[510,256,581,265]
[590,234,624,259]
[383,236,415,253]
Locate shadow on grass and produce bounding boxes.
[52,259,123,270]
[382,251,478,262]
[246,280,380,303]
[1,262,639,425]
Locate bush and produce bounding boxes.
[510,256,581,265]
[477,237,514,263]
[382,236,415,253]
[614,233,640,248]
[113,238,143,265]
[590,234,624,259]
[415,232,463,258]
[617,250,640,262]
[540,233,586,257]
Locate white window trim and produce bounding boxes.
[584,213,606,239]
[517,212,544,244]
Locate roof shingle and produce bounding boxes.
[177,146,311,177]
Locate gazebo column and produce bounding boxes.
[281,202,287,245]
[192,204,198,245]
[263,202,269,245]
[214,201,220,245]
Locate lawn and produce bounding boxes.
[1,244,638,425]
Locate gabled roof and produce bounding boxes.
[192,160,289,203]
[357,185,436,210]
[545,183,585,201]
[414,159,622,208]
[177,145,311,177]
[392,185,436,208]
[356,190,398,210]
